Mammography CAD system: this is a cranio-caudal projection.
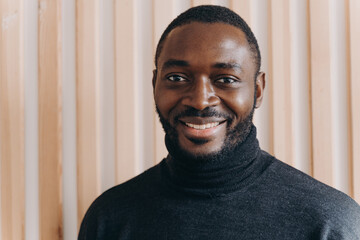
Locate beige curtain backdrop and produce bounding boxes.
[0,0,359,239]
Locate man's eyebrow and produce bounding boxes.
[212,62,242,71]
[161,59,190,70]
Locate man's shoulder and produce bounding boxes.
[262,154,360,232]
[95,162,162,204]
[266,155,357,202]
[267,156,350,197]
[78,162,165,238]
[82,163,163,218]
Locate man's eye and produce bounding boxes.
[167,75,187,82]
[216,77,237,84]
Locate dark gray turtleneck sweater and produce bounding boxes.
[78,127,360,239]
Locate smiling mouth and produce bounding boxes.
[181,120,226,130]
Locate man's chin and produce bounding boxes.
[173,141,228,163]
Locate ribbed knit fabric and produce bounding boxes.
[78,126,360,240]
[162,126,267,197]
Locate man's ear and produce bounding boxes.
[152,69,157,89]
[255,72,265,108]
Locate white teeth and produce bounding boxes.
[185,122,220,130]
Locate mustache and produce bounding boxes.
[173,107,233,123]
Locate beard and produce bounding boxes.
[156,105,255,163]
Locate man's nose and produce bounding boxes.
[181,76,220,110]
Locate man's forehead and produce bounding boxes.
[158,22,252,70]
[164,21,248,46]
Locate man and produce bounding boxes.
[79,5,360,239]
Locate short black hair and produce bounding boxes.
[154,5,261,74]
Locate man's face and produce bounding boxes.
[153,22,264,158]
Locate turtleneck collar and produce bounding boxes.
[161,125,265,197]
